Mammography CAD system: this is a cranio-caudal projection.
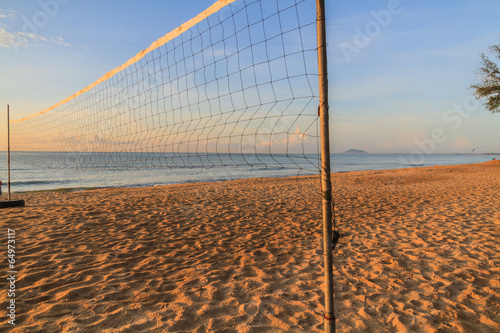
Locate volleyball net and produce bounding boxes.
[10,0,320,172]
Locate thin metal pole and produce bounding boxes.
[7,105,11,201]
[316,0,335,332]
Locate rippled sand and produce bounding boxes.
[1,161,499,332]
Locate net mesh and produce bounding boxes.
[11,0,320,172]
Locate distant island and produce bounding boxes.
[343,149,367,154]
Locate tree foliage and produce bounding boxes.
[471,43,500,114]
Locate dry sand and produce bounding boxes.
[1,161,499,332]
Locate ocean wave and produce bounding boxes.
[9,180,69,186]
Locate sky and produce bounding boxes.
[0,0,499,154]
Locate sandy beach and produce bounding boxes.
[1,161,499,332]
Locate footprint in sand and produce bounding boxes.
[243,299,260,317]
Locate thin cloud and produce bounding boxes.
[0,9,17,20]
[453,135,470,149]
[0,29,71,48]
[257,126,316,153]
[0,28,16,47]
[0,9,71,49]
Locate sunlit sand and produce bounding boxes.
[1,161,499,332]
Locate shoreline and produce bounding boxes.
[1,160,499,332]
[3,159,498,195]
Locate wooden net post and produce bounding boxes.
[316,0,335,332]
[7,105,11,201]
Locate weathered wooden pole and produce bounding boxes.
[0,105,25,209]
[7,105,11,201]
[316,0,335,332]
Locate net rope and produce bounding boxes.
[11,0,320,173]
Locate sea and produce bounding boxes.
[0,152,496,193]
